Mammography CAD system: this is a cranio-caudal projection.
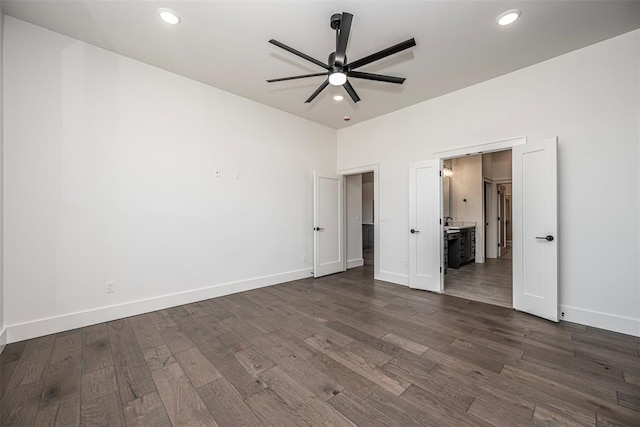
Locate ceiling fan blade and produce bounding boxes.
[334,12,353,67]
[347,38,416,70]
[269,39,330,70]
[348,71,405,84]
[343,81,361,103]
[305,79,330,103]
[267,72,328,83]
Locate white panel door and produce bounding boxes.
[409,160,442,292]
[513,137,558,321]
[313,171,344,278]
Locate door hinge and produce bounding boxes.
[439,218,442,224]
[440,266,442,273]
[439,170,442,177]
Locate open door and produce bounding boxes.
[513,137,558,321]
[409,159,442,292]
[313,171,345,278]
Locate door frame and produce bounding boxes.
[434,137,526,296]
[337,164,380,280]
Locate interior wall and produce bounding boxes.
[0,10,5,349]
[485,182,498,259]
[362,174,374,224]
[482,151,512,181]
[346,174,363,268]
[482,151,513,259]
[337,30,640,336]
[3,18,337,342]
[450,155,484,262]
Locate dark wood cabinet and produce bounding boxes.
[446,227,475,271]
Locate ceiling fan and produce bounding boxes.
[267,12,416,103]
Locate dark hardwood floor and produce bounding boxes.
[2,263,639,426]
[445,248,512,308]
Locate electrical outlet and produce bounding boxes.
[106,281,115,294]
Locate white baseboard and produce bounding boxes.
[0,328,7,354]
[377,270,409,286]
[560,304,640,337]
[6,267,313,343]
[346,258,364,269]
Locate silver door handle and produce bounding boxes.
[410,229,420,234]
[535,235,554,241]
[314,227,324,231]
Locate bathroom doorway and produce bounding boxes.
[344,170,377,278]
[442,150,513,308]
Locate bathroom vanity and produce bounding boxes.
[444,225,476,272]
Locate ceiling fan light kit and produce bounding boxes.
[267,12,416,104]
[329,72,347,86]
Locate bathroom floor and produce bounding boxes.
[444,250,512,308]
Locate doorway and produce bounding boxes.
[361,172,375,269]
[409,136,558,321]
[442,150,513,308]
[341,166,379,278]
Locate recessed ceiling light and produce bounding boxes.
[497,9,521,26]
[333,94,344,102]
[343,116,351,121]
[159,8,181,25]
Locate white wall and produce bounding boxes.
[3,18,337,342]
[362,181,374,224]
[450,155,483,262]
[482,151,513,259]
[450,156,482,223]
[0,10,5,350]
[345,174,363,268]
[338,30,640,336]
[482,150,512,181]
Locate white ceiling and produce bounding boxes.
[3,0,640,129]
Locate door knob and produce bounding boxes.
[410,229,420,234]
[535,235,554,241]
[314,227,325,231]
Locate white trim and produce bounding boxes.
[560,305,640,337]
[0,328,7,354]
[337,164,380,281]
[5,268,312,343]
[378,270,409,286]
[434,136,526,159]
[492,178,513,185]
[346,258,364,269]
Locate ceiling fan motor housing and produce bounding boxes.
[330,13,343,29]
[328,52,346,72]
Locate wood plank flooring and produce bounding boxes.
[2,263,639,426]
[445,249,513,308]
